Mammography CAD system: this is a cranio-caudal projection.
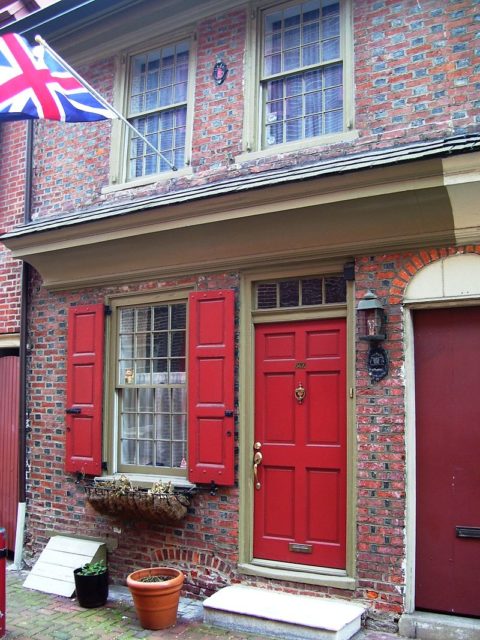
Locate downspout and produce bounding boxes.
[13,120,34,569]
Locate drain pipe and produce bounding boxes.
[12,120,34,570]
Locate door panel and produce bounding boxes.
[254,318,346,569]
[414,307,480,617]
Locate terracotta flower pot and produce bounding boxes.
[126,566,184,630]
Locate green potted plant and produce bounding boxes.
[73,560,108,608]
[126,566,184,630]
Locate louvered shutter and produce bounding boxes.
[65,304,104,476]
[188,290,235,485]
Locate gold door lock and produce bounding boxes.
[253,442,262,490]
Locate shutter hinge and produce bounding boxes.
[104,305,112,316]
[102,461,108,471]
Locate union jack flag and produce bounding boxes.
[0,33,115,122]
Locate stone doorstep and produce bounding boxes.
[399,611,480,640]
[203,585,366,640]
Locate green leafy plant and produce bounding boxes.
[77,560,107,576]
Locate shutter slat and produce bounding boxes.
[188,290,235,485]
[65,304,104,476]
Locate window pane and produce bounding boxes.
[172,387,187,413]
[301,278,322,305]
[172,414,186,441]
[172,441,186,468]
[279,280,299,307]
[171,332,185,358]
[325,109,343,133]
[171,304,186,329]
[155,387,170,413]
[153,333,168,358]
[257,282,277,309]
[121,413,136,438]
[154,306,168,331]
[155,441,171,467]
[139,414,154,439]
[138,387,154,412]
[138,441,154,466]
[121,440,136,465]
[155,413,171,439]
[325,276,346,302]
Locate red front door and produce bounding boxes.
[414,307,480,617]
[253,318,346,568]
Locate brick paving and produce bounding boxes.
[4,566,403,640]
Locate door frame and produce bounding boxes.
[404,298,480,614]
[238,262,356,590]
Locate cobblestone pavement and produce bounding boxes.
[4,566,403,640]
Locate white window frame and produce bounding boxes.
[240,0,354,160]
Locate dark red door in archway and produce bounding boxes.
[253,318,346,569]
[414,307,480,617]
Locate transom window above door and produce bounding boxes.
[127,40,191,178]
[255,275,346,309]
[259,0,349,149]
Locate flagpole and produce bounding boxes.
[35,35,177,171]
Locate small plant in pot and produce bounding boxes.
[126,566,184,630]
[73,560,108,608]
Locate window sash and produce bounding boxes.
[260,0,344,147]
[116,301,187,474]
[126,39,190,178]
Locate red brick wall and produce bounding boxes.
[354,244,480,619]
[24,246,475,626]
[0,122,26,336]
[25,1,480,220]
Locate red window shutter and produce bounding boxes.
[65,304,105,476]
[188,290,235,486]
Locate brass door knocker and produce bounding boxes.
[295,381,306,404]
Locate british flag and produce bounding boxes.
[0,33,115,122]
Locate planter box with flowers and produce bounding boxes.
[85,475,192,524]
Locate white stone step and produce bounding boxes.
[203,585,365,640]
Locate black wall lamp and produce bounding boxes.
[357,290,388,382]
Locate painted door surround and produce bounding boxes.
[403,253,480,616]
[238,267,355,590]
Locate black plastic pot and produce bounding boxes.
[73,568,109,608]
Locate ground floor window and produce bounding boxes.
[115,299,187,475]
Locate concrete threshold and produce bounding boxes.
[203,585,365,640]
[399,611,480,640]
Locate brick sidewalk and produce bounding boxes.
[4,567,401,640]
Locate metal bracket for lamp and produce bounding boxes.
[357,290,388,382]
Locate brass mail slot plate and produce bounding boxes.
[289,543,312,554]
[456,526,480,539]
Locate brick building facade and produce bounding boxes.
[1,0,480,636]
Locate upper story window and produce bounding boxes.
[259,0,349,149]
[126,40,190,179]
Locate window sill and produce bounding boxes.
[236,130,358,165]
[238,561,356,590]
[102,166,192,194]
